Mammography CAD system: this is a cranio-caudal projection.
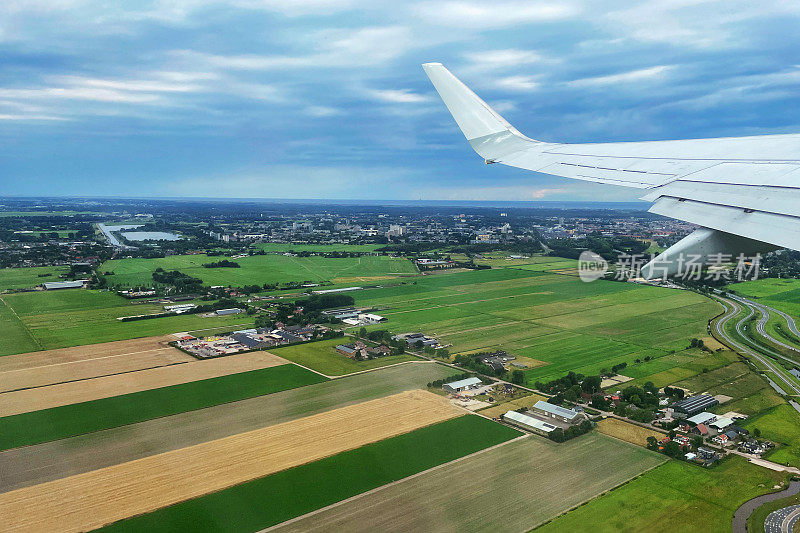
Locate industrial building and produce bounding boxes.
[442,377,482,393]
[686,412,717,425]
[532,400,583,424]
[215,308,243,316]
[672,394,719,417]
[503,410,557,436]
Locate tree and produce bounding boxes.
[581,375,602,394]
[643,381,658,395]
[663,441,681,458]
[511,370,524,385]
[753,427,761,438]
[692,436,703,450]
[646,436,658,450]
[358,327,367,339]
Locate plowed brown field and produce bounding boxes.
[1,389,463,533]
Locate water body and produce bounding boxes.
[120,231,181,241]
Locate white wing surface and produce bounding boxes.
[423,62,800,259]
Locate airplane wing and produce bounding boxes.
[423,62,800,278]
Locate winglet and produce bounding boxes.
[422,62,531,143]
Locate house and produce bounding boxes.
[442,377,482,393]
[685,452,697,461]
[712,433,729,445]
[724,429,740,442]
[692,423,709,436]
[697,446,719,464]
[532,400,583,424]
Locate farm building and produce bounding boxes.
[335,344,358,357]
[358,313,386,324]
[215,308,243,316]
[686,412,717,425]
[442,377,482,393]
[710,417,734,430]
[42,280,87,290]
[672,394,718,417]
[532,401,583,424]
[503,410,557,436]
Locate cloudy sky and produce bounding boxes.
[1,1,799,202]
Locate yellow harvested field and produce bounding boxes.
[478,392,548,419]
[0,351,288,416]
[596,417,665,447]
[1,389,463,533]
[0,336,193,392]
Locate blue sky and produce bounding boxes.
[1,1,799,202]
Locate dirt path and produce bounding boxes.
[1,390,462,533]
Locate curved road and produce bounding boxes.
[728,294,800,358]
[765,504,800,533]
[732,480,800,533]
[711,296,800,396]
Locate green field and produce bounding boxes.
[0,266,70,291]
[0,364,326,450]
[252,243,384,253]
[743,403,800,467]
[536,456,787,533]
[2,362,463,492]
[100,253,418,288]
[0,289,255,356]
[269,337,418,376]
[97,415,522,533]
[726,278,800,321]
[350,266,721,384]
[274,433,665,533]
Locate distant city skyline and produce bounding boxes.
[1,1,799,201]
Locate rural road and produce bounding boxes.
[732,480,800,533]
[711,296,800,396]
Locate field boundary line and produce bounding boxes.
[259,433,529,533]
[328,359,434,380]
[0,296,42,351]
[0,347,177,374]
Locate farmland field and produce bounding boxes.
[535,456,787,533]
[0,266,70,291]
[0,362,461,492]
[0,289,254,357]
[273,433,665,533]
[252,243,384,253]
[100,253,418,288]
[0,351,288,416]
[351,266,721,384]
[0,336,193,392]
[597,417,665,446]
[269,337,417,375]
[2,391,464,533]
[477,391,547,418]
[97,414,521,533]
[0,363,326,450]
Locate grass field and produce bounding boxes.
[0,266,70,291]
[536,456,787,533]
[269,337,417,376]
[597,417,665,446]
[726,278,800,321]
[252,243,384,253]
[743,404,800,468]
[97,415,521,533]
[1,362,462,493]
[274,432,664,533]
[350,266,721,384]
[3,391,463,533]
[100,253,418,288]
[0,289,254,357]
[0,363,326,450]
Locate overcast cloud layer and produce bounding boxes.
[1,1,799,201]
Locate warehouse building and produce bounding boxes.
[442,377,482,394]
[532,400,583,424]
[686,412,717,425]
[503,410,557,436]
[672,394,719,417]
[215,308,243,316]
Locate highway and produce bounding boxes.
[711,295,800,396]
[765,504,800,533]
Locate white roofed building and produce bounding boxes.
[503,410,557,435]
[442,377,482,394]
[532,400,583,424]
